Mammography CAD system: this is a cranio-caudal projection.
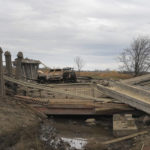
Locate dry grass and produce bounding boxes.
[39,68,133,80]
[79,71,133,80]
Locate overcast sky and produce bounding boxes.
[0,0,150,70]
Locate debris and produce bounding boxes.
[85,118,96,126]
[101,80,109,86]
[40,123,73,150]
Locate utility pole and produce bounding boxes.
[0,48,4,97]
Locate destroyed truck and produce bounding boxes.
[37,67,77,83]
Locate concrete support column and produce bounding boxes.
[0,48,4,97]
[15,52,23,79]
[4,51,12,76]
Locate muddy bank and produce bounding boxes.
[0,97,73,150]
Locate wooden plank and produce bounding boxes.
[102,131,148,145]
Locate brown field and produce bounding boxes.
[39,68,133,80]
[78,71,133,80]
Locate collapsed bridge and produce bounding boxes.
[1,49,150,115]
[4,75,133,115]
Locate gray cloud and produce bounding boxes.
[0,0,150,70]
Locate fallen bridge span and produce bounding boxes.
[15,95,134,115]
[97,81,150,114]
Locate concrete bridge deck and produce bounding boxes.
[123,73,150,85]
[97,81,150,114]
[15,95,134,115]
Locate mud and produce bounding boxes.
[48,116,113,149]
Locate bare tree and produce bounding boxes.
[74,56,85,73]
[119,36,150,76]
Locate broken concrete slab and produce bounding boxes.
[97,83,150,114]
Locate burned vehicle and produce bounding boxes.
[37,67,77,83]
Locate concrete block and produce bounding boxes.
[113,114,137,137]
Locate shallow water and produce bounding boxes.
[62,137,87,149]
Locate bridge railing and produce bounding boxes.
[4,75,107,102]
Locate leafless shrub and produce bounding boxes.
[119,36,150,76]
[74,56,85,74]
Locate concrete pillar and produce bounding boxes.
[0,48,4,97]
[15,52,23,79]
[4,51,12,76]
